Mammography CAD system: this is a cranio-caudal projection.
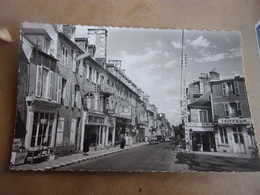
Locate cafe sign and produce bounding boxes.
[218,118,251,125]
[86,115,105,125]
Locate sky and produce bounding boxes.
[76,26,244,125]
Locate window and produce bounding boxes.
[36,65,55,100]
[233,127,244,144]
[219,127,228,144]
[30,112,54,147]
[199,110,208,123]
[222,81,240,96]
[89,67,92,81]
[224,102,243,117]
[61,79,70,106]
[36,66,42,97]
[62,46,68,67]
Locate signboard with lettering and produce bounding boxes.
[86,115,105,125]
[218,118,251,125]
[107,109,115,115]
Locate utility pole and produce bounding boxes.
[180,30,189,151]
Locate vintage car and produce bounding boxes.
[149,137,159,144]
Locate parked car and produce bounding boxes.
[164,137,171,142]
[149,137,159,144]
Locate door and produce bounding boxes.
[232,127,246,154]
[202,134,210,151]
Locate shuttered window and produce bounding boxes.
[237,102,243,117]
[57,76,62,104]
[79,60,83,76]
[224,103,229,117]
[72,50,76,72]
[234,81,240,95]
[66,81,71,107]
[36,66,42,97]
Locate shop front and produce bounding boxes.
[188,122,215,152]
[24,99,58,163]
[115,118,132,145]
[81,112,115,151]
[137,124,148,143]
[215,118,256,155]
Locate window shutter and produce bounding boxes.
[36,66,42,97]
[79,60,83,76]
[72,52,76,72]
[66,81,71,106]
[57,76,62,104]
[224,103,229,117]
[222,83,226,96]
[71,84,75,107]
[78,93,82,109]
[66,49,68,67]
[234,81,240,95]
[237,102,243,117]
[87,65,90,80]
[48,71,54,100]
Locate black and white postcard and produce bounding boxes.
[10,22,260,172]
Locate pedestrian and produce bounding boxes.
[120,135,126,149]
[83,138,90,155]
[129,136,133,147]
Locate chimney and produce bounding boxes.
[209,68,220,81]
[62,25,76,41]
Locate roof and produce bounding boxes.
[188,91,211,108]
[210,76,245,84]
[58,32,83,52]
[22,27,52,40]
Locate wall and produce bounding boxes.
[1,0,260,194]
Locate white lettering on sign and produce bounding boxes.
[218,118,251,125]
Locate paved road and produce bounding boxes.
[57,142,260,172]
[57,142,189,171]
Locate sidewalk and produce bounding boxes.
[11,142,148,171]
[184,151,252,159]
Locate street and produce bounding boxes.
[57,142,260,172]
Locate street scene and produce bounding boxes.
[10,22,260,172]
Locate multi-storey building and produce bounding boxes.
[14,23,173,164]
[211,77,256,155]
[187,69,256,155]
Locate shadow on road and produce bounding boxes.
[175,152,260,172]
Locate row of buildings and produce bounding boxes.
[14,23,173,161]
[185,69,257,156]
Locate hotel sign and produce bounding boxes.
[218,118,251,125]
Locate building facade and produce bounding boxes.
[14,23,173,164]
[211,77,256,155]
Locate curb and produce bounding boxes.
[41,143,148,171]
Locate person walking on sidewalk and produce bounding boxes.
[120,135,126,149]
[83,138,90,155]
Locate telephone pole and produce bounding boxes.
[180,30,189,151]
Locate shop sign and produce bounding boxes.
[107,109,115,115]
[218,118,251,125]
[105,117,115,127]
[31,105,56,113]
[86,115,105,125]
[40,119,47,125]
